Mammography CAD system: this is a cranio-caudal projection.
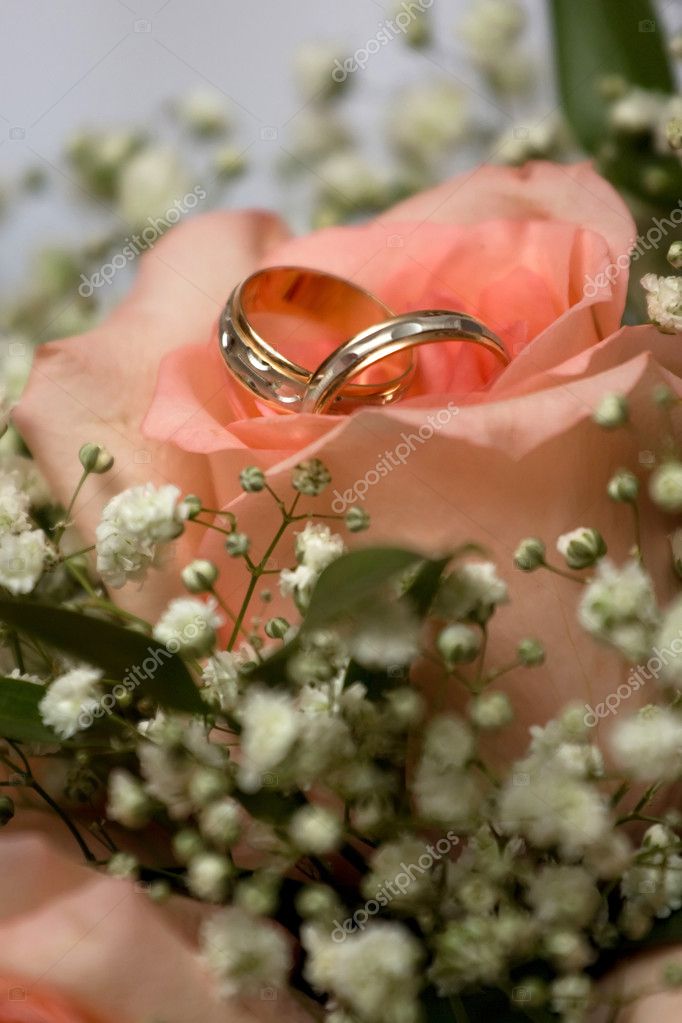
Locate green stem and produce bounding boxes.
[53,467,90,547]
[542,561,587,585]
[227,493,300,650]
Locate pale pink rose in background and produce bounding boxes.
[0,825,311,1023]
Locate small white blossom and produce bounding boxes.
[303,920,422,1023]
[437,561,509,624]
[650,461,682,512]
[550,974,592,1019]
[201,651,239,710]
[187,851,231,902]
[118,146,190,226]
[527,866,600,928]
[641,273,682,333]
[389,82,467,164]
[96,483,186,588]
[288,805,341,855]
[198,797,241,847]
[578,559,659,661]
[153,597,222,656]
[0,528,48,594]
[295,522,345,573]
[347,601,420,669]
[622,824,682,919]
[107,769,150,828]
[498,768,610,857]
[0,473,31,534]
[38,667,102,739]
[610,706,682,781]
[658,596,682,686]
[279,563,319,609]
[201,908,291,997]
[609,88,664,132]
[237,687,301,792]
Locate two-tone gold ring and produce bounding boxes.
[218,266,509,414]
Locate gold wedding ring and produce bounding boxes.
[219,266,416,413]
[219,266,509,414]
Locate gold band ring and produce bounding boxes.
[219,266,416,413]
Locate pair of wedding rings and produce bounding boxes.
[218,266,509,414]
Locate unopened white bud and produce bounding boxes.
[181,559,218,593]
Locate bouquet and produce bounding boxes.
[2,2,682,1022]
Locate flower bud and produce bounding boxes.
[607,470,639,503]
[172,828,204,863]
[670,528,682,579]
[295,883,340,920]
[225,532,250,557]
[0,795,14,825]
[513,537,545,571]
[436,623,481,665]
[668,241,682,269]
[469,690,513,729]
[666,118,682,150]
[518,638,545,666]
[345,506,370,532]
[180,494,202,520]
[181,559,218,593]
[148,880,171,904]
[79,443,114,474]
[556,527,607,569]
[650,461,682,512]
[292,458,331,496]
[264,616,290,639]
[289,805,342,855]
[239,466,266,492]
[593,393,629,429]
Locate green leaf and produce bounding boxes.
[0,677,58,743]
[0,601,204,715]
[549,0,675,153]
[303,547,424,631]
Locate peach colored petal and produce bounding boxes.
[385,160,635,268]
[591,946,682,1022]
[0,834,311,1023]
[15,210,290,619]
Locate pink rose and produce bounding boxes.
[0,822,310,1023]
[16,161,682,747]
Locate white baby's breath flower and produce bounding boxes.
[388,82,467,164]
[175,88,231,136]
[38,666,102,739]
[201,907,291,996]
[279,563,319,608]
[288,805,341,855]
[498,768,609,857]
[187,851,231,902]
[201,651,239,710]
[153,597,222,656]
[0,473,31,533]
[437,561,508,625]
[198,797,241,847]
[237,687,301,792]
[96,483,186,588]
[609,87,664,133]
[622,824,682,919]
[657,596,682,686]
[650,460,682,512]
[295,522,345,573]
[118,146,190,226]
[107,769,150,828]
[0,528,49,595]
[527,866,600,928]
[303,920,422,1022]
[293,42,347,101]
[460,0,525,61]
[641,273,682,333]
[578,559,659,661]
[347,601,420,669]
[610,705,682,781]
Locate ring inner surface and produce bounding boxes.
[239,267,411,390]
